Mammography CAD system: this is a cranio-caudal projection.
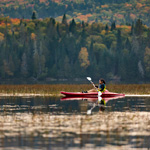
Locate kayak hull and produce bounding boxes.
[61,90,125,98]
[61,95,125,103]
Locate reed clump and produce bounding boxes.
[0,84,149,96]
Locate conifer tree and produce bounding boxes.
[69,19,76,33]
[105,24,109,32]
[21,53,28,77]
[32,11,37,20]
[147,29,150,48]
[135,19,143,36]
[111,22,116,31]
[125,37,131,51]
[62,14,67,25]
[131,22,134,35]
[114,29,122,76]
[116,29,122,52]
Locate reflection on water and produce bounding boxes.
[0,96,150,150]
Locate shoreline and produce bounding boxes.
[125,94,150,97]
[0,93,62,97]
[0,84,150,97]
[0,93,150,97]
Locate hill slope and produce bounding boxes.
[0,0,150,25]
[0,16,149,82]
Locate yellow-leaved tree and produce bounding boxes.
[78,47,90,69]
[31,33,36,40]
[0,32,4,42]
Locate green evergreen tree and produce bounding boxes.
[131,22,134,35]
[111,22,116,31]
[56,23,61,37]
[116,29,122,52]
[135,19,143,36]
[69,18,76,33]
[105,24,109,32]
[82,21,85,28]
[114,29,122,76]
[147,29,150,48]
[62,14,67,25]
[124,37,131,51]
[21,53,28,77]
[31,11,37,20]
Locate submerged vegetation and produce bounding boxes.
[0,84,150,96]
[0,112,150,149]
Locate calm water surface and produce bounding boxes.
[0,96,150,150]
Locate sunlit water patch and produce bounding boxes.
[0,96,149,150]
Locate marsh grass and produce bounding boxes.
[0,84,149,96]
[107,84,150,95]
[0,84,92,96]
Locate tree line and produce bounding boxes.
[1,0,150,26]
[0,16,150,83]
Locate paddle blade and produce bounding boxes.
[98,91,102,97]
[87,110,92,115]
[87,77,92,81]
[98,96,102,103]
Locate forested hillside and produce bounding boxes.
[0,0,150,25]
[0,16,150,83]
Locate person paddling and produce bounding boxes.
[83,78,106,93]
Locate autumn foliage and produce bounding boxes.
[0,0,150,25]
[78,47,90,69]
[0,16,149,83]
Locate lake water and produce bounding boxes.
[0,96,150,150]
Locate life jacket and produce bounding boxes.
[98,84,106,93]
[101,99,106,106]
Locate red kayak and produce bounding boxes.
[61,90,125,98]
[61,95,125,103]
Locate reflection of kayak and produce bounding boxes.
[61,90,125,98]
[61,95,125,103]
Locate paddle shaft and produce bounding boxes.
[89,80,99,92]
[86,77,102,96]
[87,98,101,114]
[87,103,96,114]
